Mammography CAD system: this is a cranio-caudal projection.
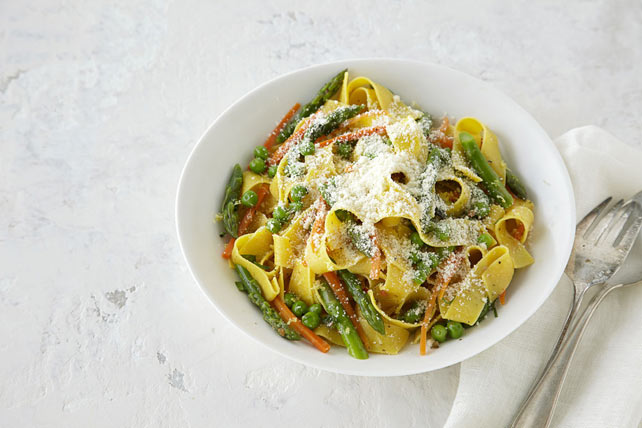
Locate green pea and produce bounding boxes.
[249,157,266,174]
[290,185,308,202]
[299,141,315,156]
[447,321,464,339]
[284,292,297,308]
[254,146,269,160]
[241,190,258,207]
[266,218,282,233]
[301,311,320,329]
[291,300,308,317]
[431,324,447,343]
[308,303,323,315]
[289,201,303,212]
[477,233,495,248]
[272,206,289,222]
[267,164,278,178]
[410,231,425,247]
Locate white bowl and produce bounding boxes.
[176,59,575,376]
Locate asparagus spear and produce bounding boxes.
[506,168,528,200]
[318,278,369,359]
[297,104,365,156]
[235,265,301,340]
[459,132,513,209]
[417,111,433,139]
[220,164,244,237]
[337,270,385,335]
[276,69,347,143]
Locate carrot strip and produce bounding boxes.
[238,184,269,236]
[317,126,387,148]
[322,271,369,345]
[263,103,300,150]
[309,198,328,251]
[499,290,506,305]
[420,252,461,356]
[222,238,235,259]
[272,296,330,353]
[437,116,453,149]
[268,115,315,166]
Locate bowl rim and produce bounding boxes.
[175,58,576,376]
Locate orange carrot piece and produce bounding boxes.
[263,103,300,150]
[238,184,269,236]
[222,237,235,259]
[268,115,315,166]
[317,126,387,148]
[368,233,382,281]
[420,252,461,356]
[322,272,369,346]
[437,116,453,149]
[499,290,506,305]
[272,296,331,353]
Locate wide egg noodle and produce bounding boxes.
[288,263,316,305]
[495,204,535,268]
[386,116,429,163]
[441,245,514,324]
[367,288,434,330]
[231,226,279,301]
[434,173,471,217]
[344,76,395,110]
[356,309,409,355]
[455,117,507,182]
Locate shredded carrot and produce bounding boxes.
[420,252,461,356]
[436,116,454,149]
[511,223,525,241]
[317,125,387,148]
[368,233,382,281]
[268,115,315,166]
[272,296,330,353]
[309,198,329,251]
[238,184,269,236]
[322,272,369,345]
[499,290,506,305]
[222,237,235,259]
[263,103,300,150]
[439,116,450,133]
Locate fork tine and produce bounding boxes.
[614,201,642,248]
[592,199,624,243]
[578,196,612,238]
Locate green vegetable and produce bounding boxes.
[411,247,453,285]
[400,301,425,324]
[276,69,347,143]
[475,299,497,324]
[241,190,258,207]
[308,303,323,315]
[446,321,464,339]
[289,201,303,212]
[334,209,351,222]
[471,199,490,218]
[477,233,494,248]
[338,270,385,335]
[284,292,297,308]
[266,218,282,233]
[291,300,308,317]
[249,157,267,174]
[336,141,354,159]
[301,311,321,329]
[459,132,513,208]
[410,231,425,248]
[235,265,301,340]
[299,140,315,156]
[267,164,278,178]
[290,185,308,202]
[272,206,289,222]
[254,146,269,160]
[417,112,433,138]
[427,221,450,242]
[220,164,244,237]
[241,254,270,271]
[318,279,369,359]
[305,105,364,143]
[431,324,447,343]
[235,281,245,292]
[506,168,528,199]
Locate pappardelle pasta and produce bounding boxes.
[217,70,535,359]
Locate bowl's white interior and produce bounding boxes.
[176,59,575,376]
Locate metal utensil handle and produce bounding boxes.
[510,281,634,427]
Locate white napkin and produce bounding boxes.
[444,126,642,428]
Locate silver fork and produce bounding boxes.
[511,191,642,428]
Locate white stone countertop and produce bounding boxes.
[1,1,641,427]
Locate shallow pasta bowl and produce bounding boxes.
[175,59,575,376]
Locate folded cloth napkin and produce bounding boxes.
[444,126,642,428]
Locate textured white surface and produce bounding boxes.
[1,1,641,427]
